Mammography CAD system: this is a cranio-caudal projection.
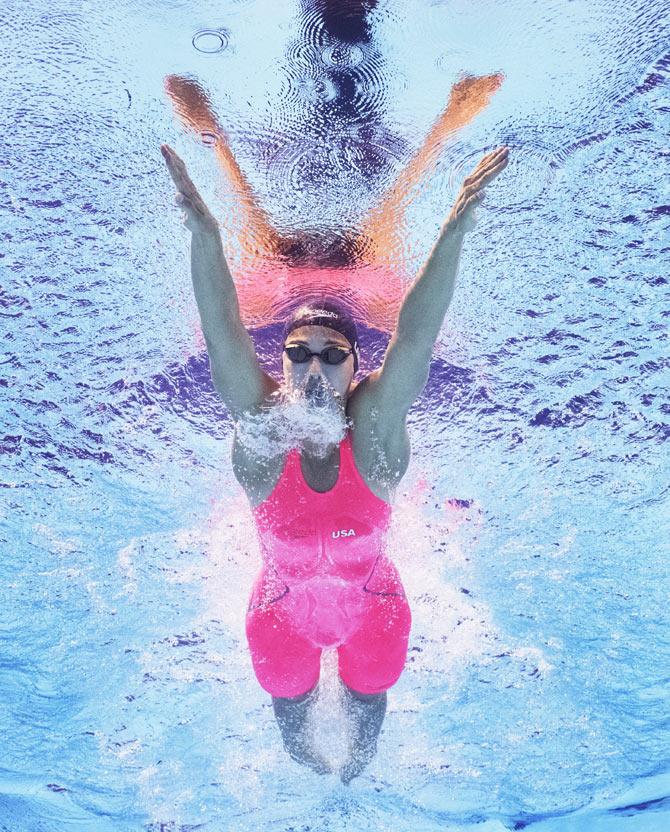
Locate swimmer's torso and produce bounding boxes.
[248,431,398,648]
[252,432,391,583]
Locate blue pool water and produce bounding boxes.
[1,0,669,829]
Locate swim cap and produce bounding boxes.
[283,300,360,372]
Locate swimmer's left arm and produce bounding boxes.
[362,147,509,421]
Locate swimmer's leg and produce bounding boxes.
[339,684,387,785]
[246,574,330,774]
[164,74,282,260]
[272,686,332,775]
[357,72,504,267]
[337,559,412,782]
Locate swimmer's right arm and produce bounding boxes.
[161,144,278,416]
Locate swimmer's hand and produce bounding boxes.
[446,146,509,234]
[160,143,219,235]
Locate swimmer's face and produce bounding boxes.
[282,325,355,406]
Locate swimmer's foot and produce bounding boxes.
[279,724,333,775]
[339,686,388,784]
[282,726,333,775]
[339,745,376,784]
[287,744,333,776]
[272,688,332,776]
[340,765,358,785]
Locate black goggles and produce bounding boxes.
[283,344,353,366]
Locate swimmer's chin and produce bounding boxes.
[301,439,333,459]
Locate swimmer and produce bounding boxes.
[160,141,509,782]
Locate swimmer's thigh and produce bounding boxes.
[338,560,412,696]
[246,576,321,699]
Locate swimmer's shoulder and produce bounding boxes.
[348,372,411,492]
[230,394,289,507]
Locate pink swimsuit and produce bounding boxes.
[246,433,411,697]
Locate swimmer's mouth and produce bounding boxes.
[304,379,333,406]
[305,391,331,407]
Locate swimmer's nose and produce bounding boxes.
[306,355,323,375]
[304,372,323,391]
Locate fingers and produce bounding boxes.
[467,146,508,178]
[469,155,508,190]
[161,144,193,186]
[462,146,509,193]
[446,146,508,231]
[160,143,203,201]
[161,143,183,171]
[465,146,508,181]
[481,146,509,170]
[479,146,508,167]
[161,143,216,227]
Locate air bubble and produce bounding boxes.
[192,29,229,54]
[320,43,364,68]
[295,75,338,105]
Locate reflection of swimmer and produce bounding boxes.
[160,141,508,781]
[163,70,502,328]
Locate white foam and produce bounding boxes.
[234,382,349,460]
